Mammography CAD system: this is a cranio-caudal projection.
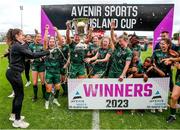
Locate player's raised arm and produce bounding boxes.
[43,24,49,50]
[66,21,72,44]
[110,20,116,44]
[85,27,93,44]
[54,26,63,46]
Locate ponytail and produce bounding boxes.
[34,29,40,38]
[6,29,13,45]
[6,28,22,45]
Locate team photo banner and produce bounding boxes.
[68,78,170,109]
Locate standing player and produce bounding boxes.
[109,20,132,80]
[24,34,32,87]
[108,34,132,81]
[85,37,113,78]
[86,36,100,58]
[153,38,179,92]
[129,34,148,57]
[154,31,178,51]
[86,35,100,77]
[66,21,88,79]
[164,57,180,123]
[109,22,132,115]
[29,32,46,101]
[57,36,69,95]
[44,25,63,109]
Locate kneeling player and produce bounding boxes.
[133,57,166,113]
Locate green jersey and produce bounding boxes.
[130,43,148,56]
[128,62,143,75]
[136,63,144,73]
[87,42,99,57]
[29,43,44,65]
[178,45,180,51]
[152,49,172,76]
[59,44,69,66]
[45,48,63,74]
[176,46,180,85]
[69,41,87,64]
[110,44,132,73]
[95,48,112,69]
[176,69,180,86]
[175,46,180,86]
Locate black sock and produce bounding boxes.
[45,92,50,101]
[62,83,68,95]
[33,85,38,98]
[170,107,176,116]
[42,84,46,98]
[54,90,60,98]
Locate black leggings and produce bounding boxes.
[25,60,30,82]
[6,69,24,120]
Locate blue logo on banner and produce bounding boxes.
[73,91,82,99]
[152,91,162,99]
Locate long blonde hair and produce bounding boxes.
[100,36,114,51]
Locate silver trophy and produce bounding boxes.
[70,18,89,50]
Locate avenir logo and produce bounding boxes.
[73,91,82,100]
[152,91,162,99]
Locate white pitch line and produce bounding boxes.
[92,110,100,130]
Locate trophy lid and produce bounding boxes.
[77,21,86,27]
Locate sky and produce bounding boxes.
[0,0,180,37]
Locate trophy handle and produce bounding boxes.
[72,18,78,35]
[85,19,90,35]
[67,20,75,36]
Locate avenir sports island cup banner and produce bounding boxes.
[41,4,174,49]
[68,78,170,109]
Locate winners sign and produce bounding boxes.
[68,78,169,109]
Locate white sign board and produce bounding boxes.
[68,78,170,109]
